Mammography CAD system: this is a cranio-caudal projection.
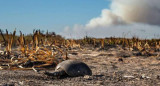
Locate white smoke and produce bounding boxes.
[111,0,160,25]
[61,23,160,39]
[60,0,160,39]
[86,9,126,29]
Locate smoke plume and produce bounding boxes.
[60,0,160,39]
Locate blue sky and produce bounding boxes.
[0,0,111,34]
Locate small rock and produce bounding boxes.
[18,81,24,85]
[0,66,3,70]
[123,75,134,78]
[141,74,146,79]
[140,74,150,79]
[84,75,91,80]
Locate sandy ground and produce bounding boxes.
[1,45,160,86]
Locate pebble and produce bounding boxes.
[84,75,91,80]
